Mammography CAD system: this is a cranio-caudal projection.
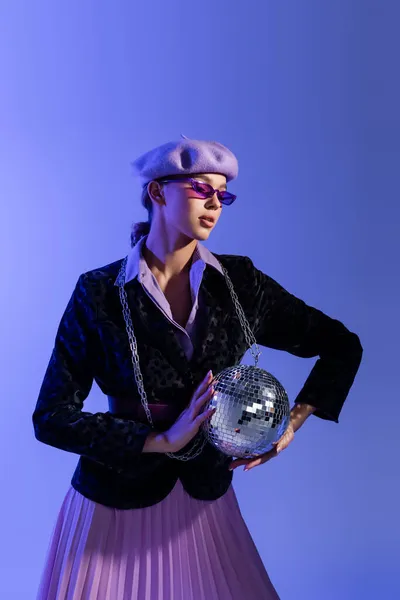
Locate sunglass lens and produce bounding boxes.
[192,181,213,196]
[219,192,236,205]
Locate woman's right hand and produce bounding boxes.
[164,370,216,453]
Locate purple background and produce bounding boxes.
[1,1,399,598]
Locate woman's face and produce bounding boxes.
[151,173,228,241]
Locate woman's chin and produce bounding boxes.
[195,221,214,239]
[182,221,214,242]
[177,228,211,243]
[194,228,212,241]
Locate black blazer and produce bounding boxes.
[33,254,363,509]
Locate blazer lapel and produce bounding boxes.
[190,267,233,374]
[125,279,190,377]
[123,266,237,384]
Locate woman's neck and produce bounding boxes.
[143,230,197,283]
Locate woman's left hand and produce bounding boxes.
[228,402,316,472]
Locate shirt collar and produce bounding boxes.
[116,235,223,286]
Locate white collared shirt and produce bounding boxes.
[123,236,223,360]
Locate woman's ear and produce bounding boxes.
[147,181,165,206]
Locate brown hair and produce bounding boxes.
[130,175,192,247]
[130,185,153,247]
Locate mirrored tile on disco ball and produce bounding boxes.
[202,365,290,458]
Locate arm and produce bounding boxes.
[246,258,363,422]
[142,431,170,453]
[32,274,164,468]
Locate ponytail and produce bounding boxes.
[130,221,151,247]
[130,184,153,247]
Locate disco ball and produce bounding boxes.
[202,364,290,458]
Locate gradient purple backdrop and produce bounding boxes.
[1,1,399,598]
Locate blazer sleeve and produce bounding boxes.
[245,257,363,422]
[32,274,152,468]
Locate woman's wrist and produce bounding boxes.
[142,431,170,453]
[294,402,316,416]
[290,402,316,432]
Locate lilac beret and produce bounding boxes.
[131,135,239,186]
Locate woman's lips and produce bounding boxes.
[199,217,214,228]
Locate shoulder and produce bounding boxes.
[211,252,265,286]
[210,252,293,307]
[77,257,125,292]
[208,253,271,306]
[212,252,254,273]
[81,257,124,283]
[70,258,125,318]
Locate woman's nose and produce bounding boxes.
[207,192,222,209]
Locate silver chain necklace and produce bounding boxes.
[116,255,261,461]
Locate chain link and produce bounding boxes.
[221,266,262,366]
[118,257,206,461]
[118,282,154,427]
[116,256,261,461]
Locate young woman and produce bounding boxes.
[33,136,363,599]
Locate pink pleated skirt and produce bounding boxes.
[36,479,279,600]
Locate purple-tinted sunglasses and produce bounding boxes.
[159,177,237,206]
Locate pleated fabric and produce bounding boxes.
[37,480,280,600]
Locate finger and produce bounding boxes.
[229,455,260,470]
[191,371,213,404]
[192,388,215,421]
[274,430,294,453]
[244,457,264,470]
[229,447,277,471]
[276,436,293,453]
[230,431,296,472]
[195,406,216,426]
[272,426,293,444]
[245,449,278,471]
[229,459,251,471]
[194,383,215,409]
